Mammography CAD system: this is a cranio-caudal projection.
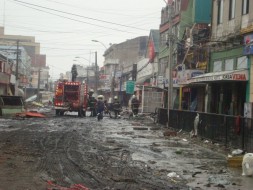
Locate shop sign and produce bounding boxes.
[190,70,248,83]
[157,75,163,84]
[243,33,253,55]
[99,74,110,82]
[196,61,207,70]
[177,70,204,84]
[148,41,155,62]
[126,80,135,94]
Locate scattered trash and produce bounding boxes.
[182,138,188,142]
[133,127,148,130]
[177,129,183,134]
[242,153,253,176]
[227,155,243,168]
[16,111,46,118]
[163,130,177,137]
[47,180,90,190]
[192,171,202,177]
[175,149,183,154]
[208,175,230,186]
[31,101,44,107]
[204,140,209,143]
[232,149,244,156]
[167,172,179,178]
[190,113,200,138]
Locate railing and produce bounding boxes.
[166,110,253,152]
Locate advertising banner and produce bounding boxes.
[126,80,135,94]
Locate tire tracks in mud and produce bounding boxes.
[0,116,191,190]
[36,120,105,188]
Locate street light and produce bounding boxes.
[75,56,90,63]
[73,60,91,86]
[91,40,107,50]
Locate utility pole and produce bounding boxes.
[94,51,98,94]
[36,55,41,102]
[168,2,174,125]
[15,40,19,96]
[111,64,117,99]
[37,68,41,101]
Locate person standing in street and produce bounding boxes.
[88,89,97,117]
[96,95,105,120]
[112,96,121,118]
[131,95,140,117]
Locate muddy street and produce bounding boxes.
[0,112,251,190]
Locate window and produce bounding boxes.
[229,0,235,20]
[213,61,222,72]
[217,0,224,24]
[0,61,3,72]
[242,0,249,15]
[237,56,248,69]
[175,0,181,14]
[225,59,234,71]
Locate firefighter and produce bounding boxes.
[112,96,121,118]
[104,99,111,117]
[131,95,140,117]
[96,95,105,120]
[88,89,94,97]
[88,89,97,117]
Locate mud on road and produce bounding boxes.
[0,113,251,190]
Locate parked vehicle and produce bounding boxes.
[54,81,88,117]
[0,95,25,116]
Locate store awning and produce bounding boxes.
[136,74,153,85]
[187,69,249,84]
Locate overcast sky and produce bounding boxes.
[1,0,166,80]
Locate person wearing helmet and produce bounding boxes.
[88,89,94,97]
[88,93,97,117]
[131,94,140,117]
[96,95,105,120]
[112,96,121,118]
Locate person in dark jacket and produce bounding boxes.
[112,96,121,118]
[104,100,111,117]
[96,95,105,120]
[88,95,97,117]
[131,95,140,116]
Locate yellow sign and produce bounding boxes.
[196,61,207,70]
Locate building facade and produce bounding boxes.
[187,0,250,116]
[103,36,148,105]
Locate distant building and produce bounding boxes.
[0,26,49,96]
[103,36,148,103]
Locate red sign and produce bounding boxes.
[148,41,155,62]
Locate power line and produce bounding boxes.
[10,0,146,31]
[11,2,137,35]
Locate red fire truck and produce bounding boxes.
[54,81,88,117]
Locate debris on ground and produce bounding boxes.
[47,181,90,190]
[231,149,244,156]
[167,172,180,178]
[163,130,177,137]
[227,155,243,168]
[16,111,46,118]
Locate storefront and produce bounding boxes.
[175,69,205,111]
[188,69,248,115]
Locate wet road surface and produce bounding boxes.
[0,112,252,190]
